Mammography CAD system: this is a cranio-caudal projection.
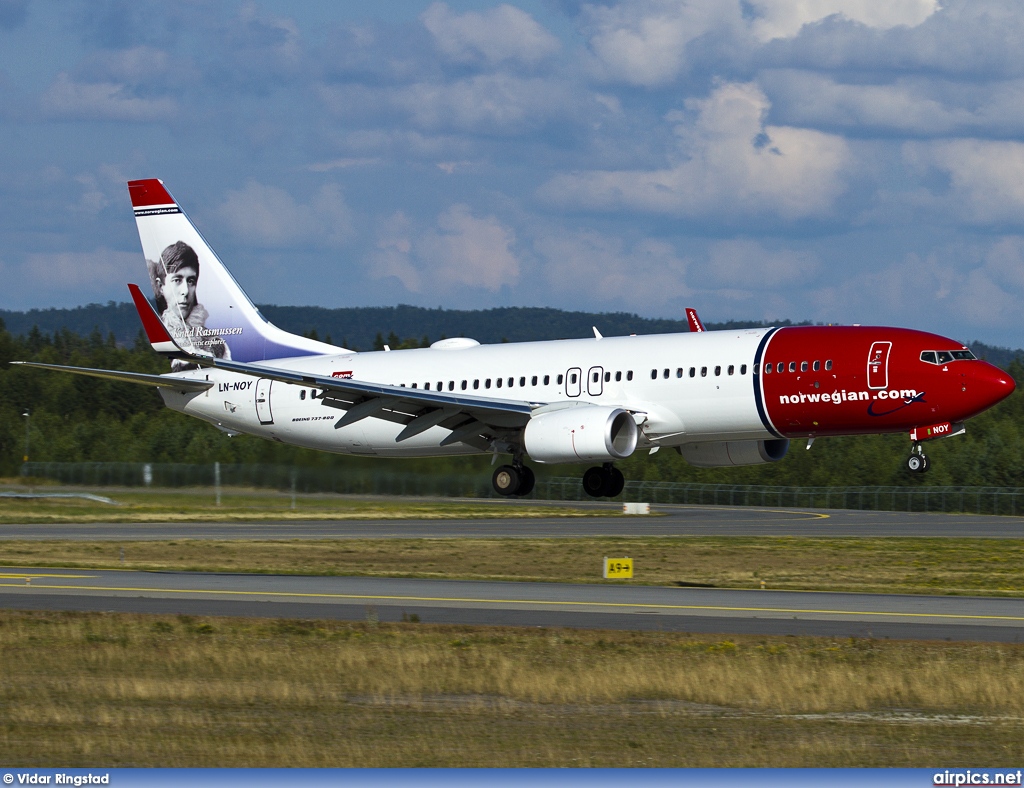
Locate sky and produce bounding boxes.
[2,0,1024,347]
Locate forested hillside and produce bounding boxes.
[3,319,1023,487]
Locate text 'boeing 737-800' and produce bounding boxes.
[14,179,1016,496]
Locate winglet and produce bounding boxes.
[685,308,705,333]
[127,283,188,356]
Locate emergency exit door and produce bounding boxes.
[867,342,892,390]
[255,378,274,424]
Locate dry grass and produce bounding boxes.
[1,610,1023,766]
[3,536,1024,596]
[0,491,601,523]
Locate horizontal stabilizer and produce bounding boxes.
[10,361,213,392]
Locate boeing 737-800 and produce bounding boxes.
[14,179,1017,497]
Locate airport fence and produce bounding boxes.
[17,461,1024,516]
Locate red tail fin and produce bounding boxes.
[685,308,706,332]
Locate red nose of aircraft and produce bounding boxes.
[969,362,1016,416]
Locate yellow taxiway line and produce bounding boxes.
[1,581,1022,622]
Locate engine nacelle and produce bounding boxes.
[677,439,790,468]
[524,406,638,464]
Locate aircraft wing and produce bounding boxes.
[127,284,539,447]
[10,361,214,392]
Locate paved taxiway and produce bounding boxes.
[3,503,1024,539]
[2,566,1023,642]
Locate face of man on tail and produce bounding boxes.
[154,241,199,320]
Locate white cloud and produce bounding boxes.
[581,0,741,87]
[218,181,353,247]
[421,3,560,66]
[368,205,520,293]
[418,205,519,291]
[535,230,690,309]
[23,248,139,291]
[40,72,177,122]
[904,139,1024,224]
[701,240,820,289]
[540,82,851,221]
[748,0,937,41]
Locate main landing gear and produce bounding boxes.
[907,443,930,473]
[582,463,625,498]
[492,463,536,497]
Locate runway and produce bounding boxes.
[2,503,1023,539]
[2,566,1023,642]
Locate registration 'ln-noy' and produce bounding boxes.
[16,179,1016,496]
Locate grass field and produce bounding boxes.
[0,490,603,523]
[1,610,1022,766]
[2,536,1024,596]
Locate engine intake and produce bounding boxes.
[677,439,790,467]
[525,406,638,464]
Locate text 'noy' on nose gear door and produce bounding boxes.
[867,341,892,390]
[255,378,274,424]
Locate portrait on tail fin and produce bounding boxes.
[146,240,231,371]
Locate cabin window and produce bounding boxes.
[520,377,526,387]
[412,383,417,388]
[461,380,467,390]
[789,362,796,373]
[508,377,514,387]
[800,361,808,372]
[569,373,577,384]
[593,371,600,383]
[485,379,491,389]
[651,369,657,380]
[663,368,670,379]
[497,378,503,388]
[544,375,551,385]
[448,381,454,391]
[728,365,734,375]
[689,367,695,378]
[626,371,633,381]
[532,376,538,386]
[424,382,430,390]
[300,390,306,400]
[825,360,833,371]
[676,368,683,378]
[713,366,719,376]
[615,371,621,382]
[400,383,406,388]
[764,364,771,374]
[740,364,747,375]
[812,360,820,372]
[437,382,443,391]
[605,372,611,382]
[777,362,785,373]
[557,374,563,384]
[473,380,479,389]
[701,366,708,377]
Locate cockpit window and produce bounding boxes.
[921,349,976,364]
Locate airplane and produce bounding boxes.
[14,178,1017,497]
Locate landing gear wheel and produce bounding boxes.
[907,455,923,472]
[604,467,625,498]
[920,454,930,472]
[515,465,536,497]
[492,465,521,496]
[582,466,607,498]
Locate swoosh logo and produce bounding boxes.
[867,391,927,417]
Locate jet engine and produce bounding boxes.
[524,405,638,464]
[677,439,790,467]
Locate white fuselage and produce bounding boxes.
[160,329,776,460]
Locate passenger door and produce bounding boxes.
[587,366,604,397]
[867,341,892,390]
[566,367,582,397]
[255,378,274,424]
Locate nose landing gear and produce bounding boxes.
[907,443,930,473]
[582,463,625,498]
